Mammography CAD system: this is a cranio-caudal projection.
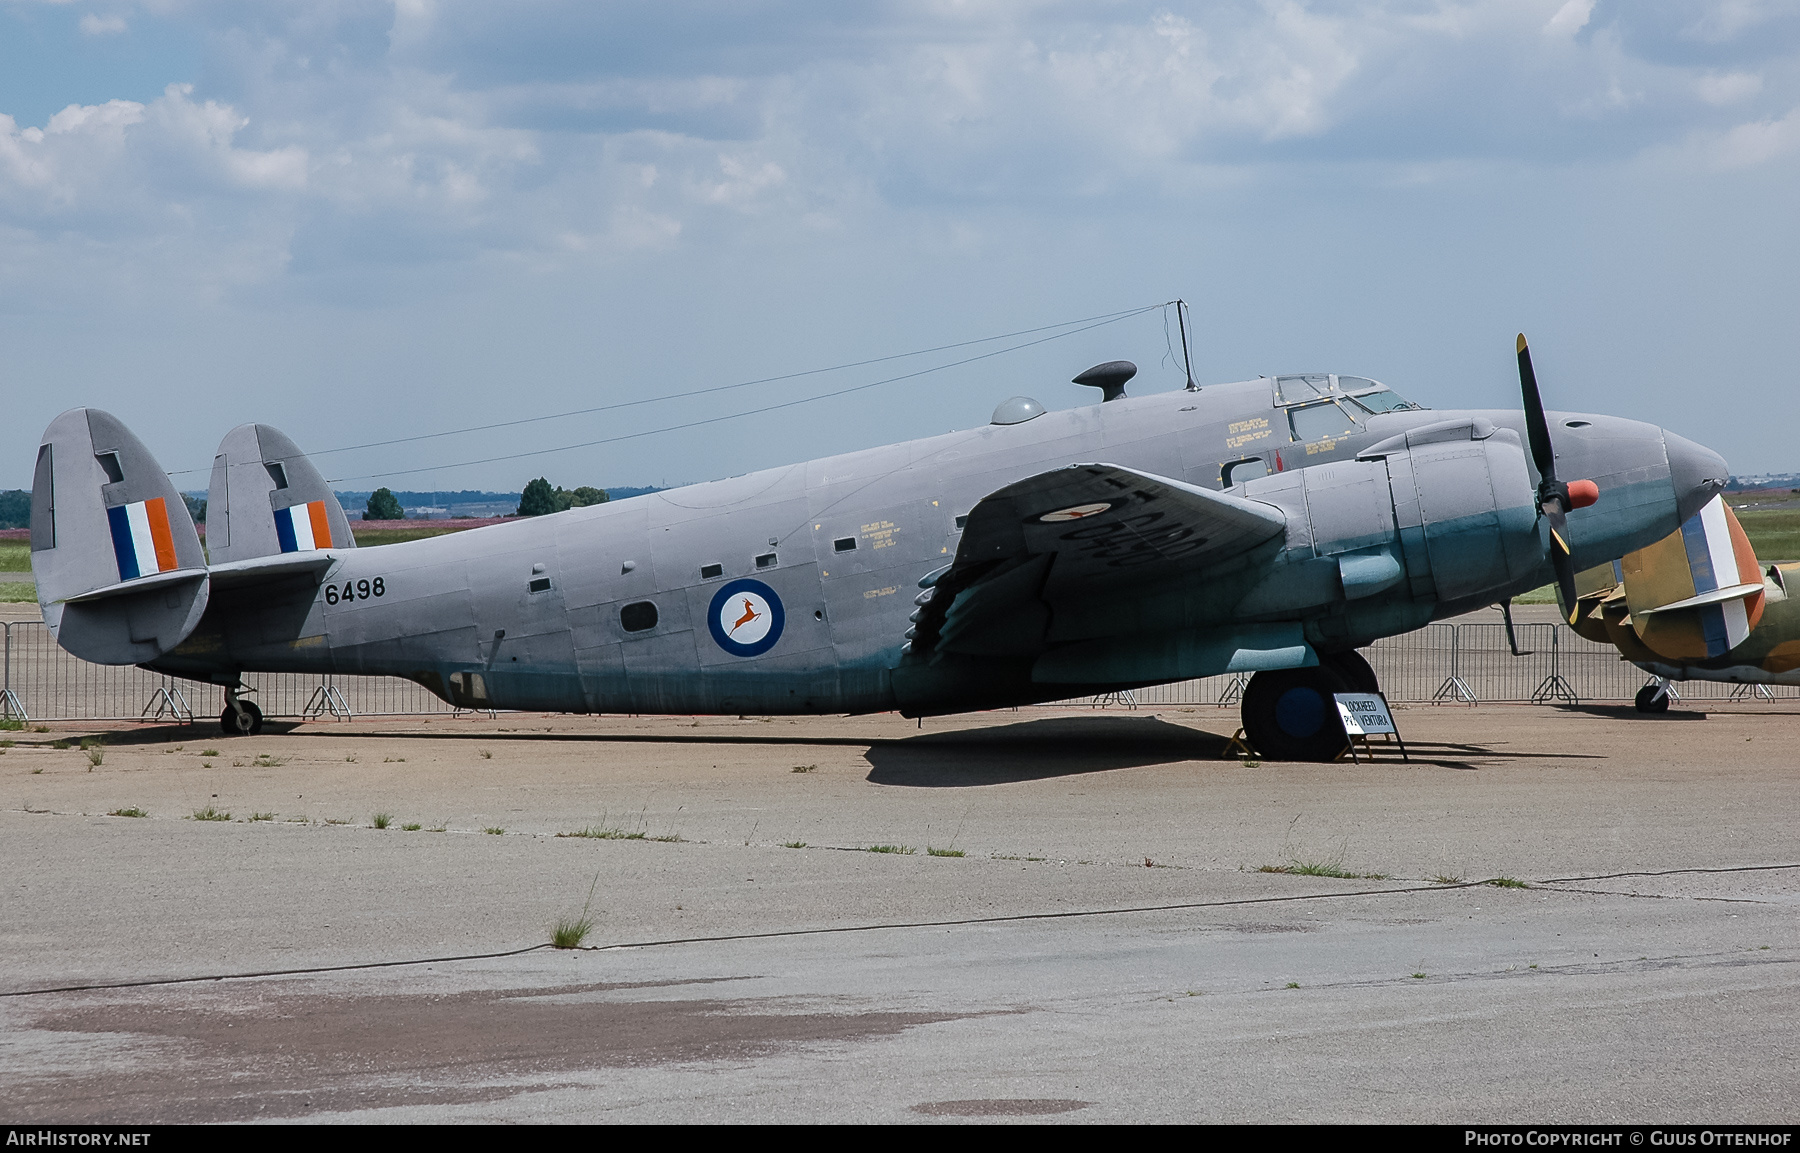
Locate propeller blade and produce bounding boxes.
[1516,333,1556,484]
[1518,334,1581,622]
[1544,497,1580,624]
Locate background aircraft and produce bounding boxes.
[1570,495,1798,712]
[29,339,1727,759]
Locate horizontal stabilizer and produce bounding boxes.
[207,552,339,589]
[1631,581,1764,616]
[64,567,209,604]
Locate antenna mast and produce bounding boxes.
[1175,299,1197,391]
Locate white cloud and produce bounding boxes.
[1545,0,1595,39]
[78,13,127,37]
[0,0,1796,294]
[1696,72,1763,106]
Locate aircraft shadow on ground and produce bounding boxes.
[863,715,1232,787]
[1552,705,1715,721]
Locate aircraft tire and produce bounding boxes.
[1241,665,1351,763]
[220,701,264,736]
[1634,685,1671,714]
[1322,649,1380,695]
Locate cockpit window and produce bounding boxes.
[1344,386,1422,414]
[1289,400,1359,442]
[1273,374,1332,404]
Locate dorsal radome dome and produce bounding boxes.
[990,396,1046,425]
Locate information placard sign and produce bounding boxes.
[1334,693,1396,737]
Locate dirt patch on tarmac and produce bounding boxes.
[9,980,962,1123]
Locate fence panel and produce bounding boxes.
[6,616,1796,722]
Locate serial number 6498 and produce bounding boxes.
[325,577,386,605]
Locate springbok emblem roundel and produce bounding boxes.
[707,578,785,658]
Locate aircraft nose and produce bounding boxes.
[1665,430,1730,523]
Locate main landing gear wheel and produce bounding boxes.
[220,700,264,736]
[1322,649,1379,695]
[1241,665,1350,763]
[1634,684,1671,714]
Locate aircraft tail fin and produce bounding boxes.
[206,424,356,565]
[29,408,210,664]
[1623,494,1764,660]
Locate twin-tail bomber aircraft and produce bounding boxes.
[29,337,1727,760]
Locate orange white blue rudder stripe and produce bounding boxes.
[106,498,179,581]
[273,500,334,552]
[1678,496,1760,656]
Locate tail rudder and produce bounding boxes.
[29,408,209,664]
[1624,494,1764,659]
[206,423,355,565]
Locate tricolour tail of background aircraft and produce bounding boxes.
[1572,494,1765,661]
[30,410,352,666]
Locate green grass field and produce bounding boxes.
[0,541,28,573]
[348,525,475,547]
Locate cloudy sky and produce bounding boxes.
[3,0,1797,493]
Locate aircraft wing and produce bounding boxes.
[910,463,1286,659]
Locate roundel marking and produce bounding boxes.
[1038,502,1115,523]
[708,578,785,658]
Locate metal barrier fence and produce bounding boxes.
[1,617,1795,724]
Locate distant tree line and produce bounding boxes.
[517,479,609,517]
[0,481,629,530]
[0,490,28,530]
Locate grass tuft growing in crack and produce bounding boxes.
[191,805,230,821]
[1259,861,1388,880]
[550,872,602,949]
[108,806,148,818]
[1484,876,1529,889]
[926,847,965,857]
[866,845,915,855]
[372,812,392,829]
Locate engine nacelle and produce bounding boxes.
[1234,418,1542,618]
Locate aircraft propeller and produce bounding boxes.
[1516,333,1599,625]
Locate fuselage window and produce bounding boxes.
[528,577,552,593]
[621,601,659,632]
[1222,458,1269,487]
[700,563,723,579]
[96,452,125,484]
[755,552,777,569]
[1289,401,1358,442]
[833,537,856,552]
[954,515,968,531]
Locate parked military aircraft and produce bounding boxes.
[1569,494,1798,711]
[28,337,1727,759]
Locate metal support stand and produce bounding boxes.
[303,683,354,721]
[1432,627,1477,704]
[140,685,194,723]
[1728,681,1776,702]
[0,623,24,722]
[1530,626,1578,705]
[1091,689,1138,710]
[1217,673,1250,707]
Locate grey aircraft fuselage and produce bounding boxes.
[147,375,1725,717]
